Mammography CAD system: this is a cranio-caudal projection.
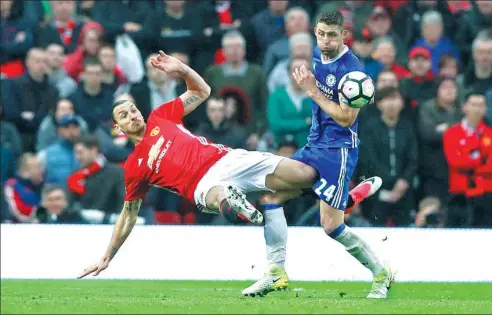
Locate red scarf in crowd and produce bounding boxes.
[67,155,106,196]
[56,20,76,46]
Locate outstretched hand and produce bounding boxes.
[292,65,317,95]
[77,256,110,279]
[150,50,184,74]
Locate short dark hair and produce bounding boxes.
[375,86,401,102]
[112,99,130,123]
[316,10,344,28]
[75,135,100,152]
[465,90,485,102]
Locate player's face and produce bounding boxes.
[113,101,146,135]
[314,22,346,58]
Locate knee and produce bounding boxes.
[320,212,345,236]
[297,164,318,185]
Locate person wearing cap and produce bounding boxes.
[400,46,436,107]
[37,114,81,188]
[351,27,383,80]
[412,10,460,76]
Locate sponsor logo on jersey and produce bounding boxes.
[150,126,160,136]
[154,140,172,174]
[326,74,336,87]
[483,137,491,147]
[316,80,334,99]
[147,136,165,169]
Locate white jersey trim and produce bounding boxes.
[320,45,349,65]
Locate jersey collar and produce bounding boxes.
[320,45,349,65]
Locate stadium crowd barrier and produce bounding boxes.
[2,224,491,282]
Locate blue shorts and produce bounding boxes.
[291,146,358,210]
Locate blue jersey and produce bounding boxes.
[308,45,364,149]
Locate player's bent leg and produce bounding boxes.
[205,185,264,225]
[320,201,395,299]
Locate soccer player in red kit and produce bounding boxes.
[78,50,380,280]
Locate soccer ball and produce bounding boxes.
[338,71,375,108]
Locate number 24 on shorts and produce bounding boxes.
[314,178,336,202]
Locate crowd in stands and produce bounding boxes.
[1,0,491,228]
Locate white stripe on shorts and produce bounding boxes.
[330,148,347,208]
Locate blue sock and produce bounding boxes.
[263,203,281,211]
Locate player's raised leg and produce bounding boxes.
[205,185,264,225]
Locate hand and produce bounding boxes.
[15,32,26,43]
[124,22,142,32]
[150,50,185,74]
[78,256,110,279]
[21,111,34,120]
[394,179,409,193]
[292,65,317,95]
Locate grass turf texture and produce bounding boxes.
[1,280,491,314]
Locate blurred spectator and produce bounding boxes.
[205,30,268,134]
[418,78,462,202]
[92,0,156,57]
[438,54,459,79]
[392,0,455,52]
[98,44,127,92]
[375,69,399,89]
[34,1,84,54]
[195,97,248,149]
[219,87,252,128]
[268,32,312,93]
[267,58,312,148]
[444,92,492,227]
[457,30,492,100]
[0,0,33,78]
[250,0,289,62]
[351,28,383,80]
[69,60,114,132]
[37,115,81,188]
[2,48,59,152]
[412,10,460,76]
[63,21,103,81]
[192,0,256,74]
[455,0,492,67]
[360,87,418,226]
[37,183,86,224]
[0,103,22,159]
[400,46,436,107]
[3,153,44,223]
[315,1,373,35]
[68,136,125,215]
[263,7,310,76]
[129,53,178,120]
[77,0,96,22]
[345,204,373,227]
[36,99,88,152]
[411,196,444,228]
[365,6,407,66]
[373,37,409,79]
[45,43,77,98]
[151,0,198,58]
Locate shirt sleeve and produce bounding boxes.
[151,97,185,123]
[123,172,149,201]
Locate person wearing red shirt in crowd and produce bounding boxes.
[443,92,492,227]
[78,50,380,279]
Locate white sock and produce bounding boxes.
[331,224,384,275]
[263,205,287,269]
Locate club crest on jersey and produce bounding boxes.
[326,74,336,87]
[150,126,160,136]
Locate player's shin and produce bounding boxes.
[328,224,384,275]
[263,204,287,268]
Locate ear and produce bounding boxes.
[342,29,348,38]
[313,27,317,35]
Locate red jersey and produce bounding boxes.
[123,97,230,202]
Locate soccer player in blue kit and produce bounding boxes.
[242,11,395,299]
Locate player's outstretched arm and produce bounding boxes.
[293,65,359,127]
[150,50,211,116]
[77,199,142,279]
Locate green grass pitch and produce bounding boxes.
[1,280,491,314]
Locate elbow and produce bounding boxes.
[202,83,211,99]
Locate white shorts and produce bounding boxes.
[193,149,285,208]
